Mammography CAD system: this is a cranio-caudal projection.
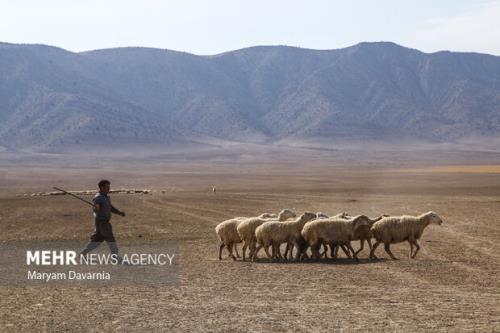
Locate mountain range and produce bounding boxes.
[1,41,499,151]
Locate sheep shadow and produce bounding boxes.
[241,257,389,265]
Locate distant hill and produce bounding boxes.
[1,41,499,151]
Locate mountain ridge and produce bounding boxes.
[1,41,499,151]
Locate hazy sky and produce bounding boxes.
[1,0,499,55]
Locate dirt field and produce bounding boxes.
[1,148,499,332]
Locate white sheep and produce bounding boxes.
[286,212,332,260]
[300,215,370,261]
[369,211,443,260]
[325,214,387,259]
[253,212,318,261]
[296,212,352,259]
[299,212,352,260]
[236,209,296,261]
[215,212,277,260]
[322,212,353,259]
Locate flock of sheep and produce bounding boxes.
[215,209,444,261]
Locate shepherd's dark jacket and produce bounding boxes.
[93,192,120,221]
[91,192,120,242]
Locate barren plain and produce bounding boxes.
[0,146,499,332]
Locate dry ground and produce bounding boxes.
[0,148,499,332]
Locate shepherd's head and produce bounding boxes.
[98,179,111,194]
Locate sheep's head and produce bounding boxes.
[278,209,296,221]
[342,212,351,219]
[334,212,351,219]
[423,211,443,225]
[316,212,329,219]
[371,214,390,223]
[300,212,318,223]
[352,215,371,233]
[259,213,277,219]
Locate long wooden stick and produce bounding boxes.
[53,187,95,207]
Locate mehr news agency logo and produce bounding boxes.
[26,250,176,282]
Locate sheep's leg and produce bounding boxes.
[345,245,353,258]
[234,244,241,258]
[264,245,273,259]
[348,243,357,257]
[242,243,248,261]
[218,243,225,260]
[278,243,285,260]
[304,243,312,260]
[286,242,294,261]
[252,245,262,261]
[367,239,377,259]
[366,238,378,259]
[311,243,322,260]
[340,245,352,258]
[384,243,398,260]
[321,243,329,258]
[273,243,282,260]
[294,242,302,261]
[272,242,282,260]
[299,245,310,261]
[332,245,339,258]
[411,239,420,259]
[346,242,359,262]
[283,242,292,261]
[291,241,302,261]
[225,242,232,258]
[276,243,284,260]
[369,241,381,260]
[295,244,304,261]
[408,240,414,258]
[280,243,287,260]
[249,242,257,259]
[226,243,238,258]
[227,242,237,261]
[327,244,334,258]
[355,239,364,256]
[290,242,296,260]
[229,243,238,260]
[367,238,373,252]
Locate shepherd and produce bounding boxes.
[80,179,126,259]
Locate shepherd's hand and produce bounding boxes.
[119,211,126,217]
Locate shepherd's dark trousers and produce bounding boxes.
[80,218,118,255]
